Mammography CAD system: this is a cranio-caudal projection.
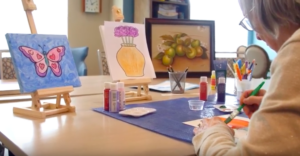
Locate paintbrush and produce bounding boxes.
[224,81,265,124]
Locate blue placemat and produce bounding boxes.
[93,95,247,143]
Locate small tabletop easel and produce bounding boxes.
[112,6,152,102]
[13,0,75,118]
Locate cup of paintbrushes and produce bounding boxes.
[168,71,186,94]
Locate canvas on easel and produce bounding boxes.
[4,0,81,119]
[5,34,81,118]
[100,21,156,80]
[5,34,81,93]
[99,6,156,102]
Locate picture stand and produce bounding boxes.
[12,0,76,118]
[112,6,152,102]
[120,78,152,102]
[13,86,75,118]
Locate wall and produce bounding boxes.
[68,0,134,75]
[68,0,112,75]
[134,0,150,24]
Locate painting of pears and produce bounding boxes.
[151,25,211,72]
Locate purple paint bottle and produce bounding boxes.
[109,83,119,112]
[117,82,125,111]
[217,77,226,103]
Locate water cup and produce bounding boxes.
[168,72,187,94]
[235,79,251,101]
[188,100,205,111]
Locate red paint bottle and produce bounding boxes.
[104,82,111,111]
[199,76,208,101]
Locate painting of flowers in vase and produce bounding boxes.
[99,21,156,81]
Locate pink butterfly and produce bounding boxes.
[19,45,65,77]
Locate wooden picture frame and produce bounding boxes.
[145,18,215,78]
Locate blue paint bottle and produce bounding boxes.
[217,77,226,103]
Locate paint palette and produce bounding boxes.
[213,104,240,113]
[119,107,156,117]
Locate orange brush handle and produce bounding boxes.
[234,64,242,81]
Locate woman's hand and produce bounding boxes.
[240,89,266,118]
[193,117,234,136]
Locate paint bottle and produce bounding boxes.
[199,76,208,101]
[117,82,125,111]
[109,83,119,112]
[210,70,216,90]
[217,77,226,102]
[104,82,111,111]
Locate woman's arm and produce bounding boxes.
[193,124,239,155]
[192,41,300,156]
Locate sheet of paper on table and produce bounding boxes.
[148,80,199,92]
[183,115,249,143]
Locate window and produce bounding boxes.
[190,0,248,56]
[0,0,68,50]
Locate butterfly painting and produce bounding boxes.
[19,45,65,77]
[5,34,81,93]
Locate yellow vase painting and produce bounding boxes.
[115,26,145,77]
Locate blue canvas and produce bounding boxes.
[5,33,81,93]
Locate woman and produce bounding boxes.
[192,0,300,155]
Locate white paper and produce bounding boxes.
[183,115,249,127]
[99,21,156,81]
[148,80,199,92]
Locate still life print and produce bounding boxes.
[151,25,211,72]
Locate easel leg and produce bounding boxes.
[143,84,149,95]
[31,93,41,110]
[56,94,61,108]
[63,93,71,107]
[137,85,142,96]
[25,11,37,34]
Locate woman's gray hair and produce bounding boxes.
[239,0,300,38]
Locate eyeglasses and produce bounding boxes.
[239,17,253,31]
[239,7,255,31]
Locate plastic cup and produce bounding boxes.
[188,100,205,111]
[235,79,251,101]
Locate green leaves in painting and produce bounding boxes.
[160,35,173,41]
[154,52,165,60]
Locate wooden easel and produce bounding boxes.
[21,0,37,34]
[112,6,152,102]
[13,0,76,118]
[13,86,75,118]
[121,78,152,102]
